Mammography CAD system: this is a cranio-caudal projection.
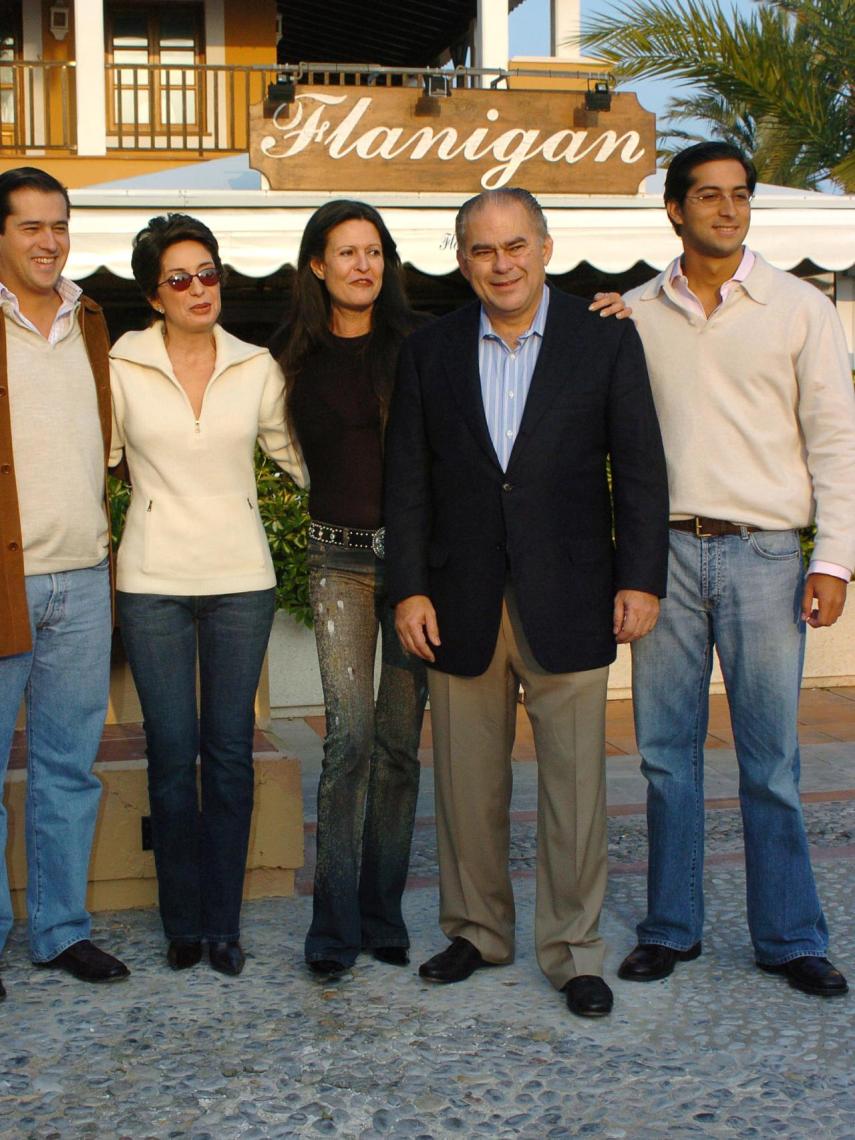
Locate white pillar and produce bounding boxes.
[550,0,582,58]
[475,0,509,79]
[74,0,107,155]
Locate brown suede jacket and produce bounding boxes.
[0,296,113,658]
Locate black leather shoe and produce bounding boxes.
[41,940,130,983]
[618,941,701,982]
[208,941,245,977]
[167,941,202,971]
[308,958,349,978]
[758,955,849,997]
[372,946,410,966]
[419,937,486,984]
[0,975,5,1001]
[563,975,614,1018]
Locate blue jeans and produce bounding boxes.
[117,589,275,943]
[0,561,111,962]
[305,541,427,966]
[631,528,828,965]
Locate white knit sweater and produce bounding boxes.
[624,253,855,572]
[5,311,108,574]
[110,323,306,595]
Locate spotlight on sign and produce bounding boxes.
[416,73,452,116]
[265,76,296,118]
[585,81,612,113]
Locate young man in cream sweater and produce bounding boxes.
[0,167,129,996]
[619,142,855,998]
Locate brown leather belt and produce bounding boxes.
[670,517,760,538]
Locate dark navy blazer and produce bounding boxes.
[384,285,669,677]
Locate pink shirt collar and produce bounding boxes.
[669,247,755,319]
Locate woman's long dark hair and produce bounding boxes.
[274,200,418,431]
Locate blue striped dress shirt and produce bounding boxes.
[478,286,550,471]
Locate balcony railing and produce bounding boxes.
[0,61,75,151]
[0,61,611,157]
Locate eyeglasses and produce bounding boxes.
[684,191,754,208]
[157,267,221,291]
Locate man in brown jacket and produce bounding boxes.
[0,167,128,996]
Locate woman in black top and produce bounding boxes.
[274,201,427,976]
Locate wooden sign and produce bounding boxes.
[250,86,656,194]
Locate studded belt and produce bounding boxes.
[308,519,385,559]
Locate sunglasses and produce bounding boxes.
[157,267,221,292]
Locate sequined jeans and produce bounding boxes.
[305,540,427,965]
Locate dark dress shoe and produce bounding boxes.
[372,946,410,966]
[41,940,130,983]
[419,937,486,984]
[563,975,614,1018]
[307,958,349,978]
[0,975,5,1001]
[618,941,702,982]
[758,955,849,997]
[208,941,245,977]
[167,941,202,970]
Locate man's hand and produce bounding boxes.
[613,590,659,643]
[395,595,441,662]
[589,292,633,320]
[801,573,848,628]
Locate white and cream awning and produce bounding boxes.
[67,176,855,280]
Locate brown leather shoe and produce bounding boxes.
[758,956,848,997]
[563,975,613,1018]
[618,942,701,982]
[419,937,486,984]
[41,940,130,983]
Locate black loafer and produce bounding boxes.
[617,941,701,982]
[563,975,613,1018]
[372,946,410,966]
[758,955,848,997]
[40,940,130,983]
[208,941,245,977]
[419,937,486,984]
[167,941,203,971]
[307,958,349,978]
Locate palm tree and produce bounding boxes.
[576,0,854,191]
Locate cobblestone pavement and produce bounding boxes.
[2,755,853,1138]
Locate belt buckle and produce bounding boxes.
[694,517,714,538]
[372,526,385,560]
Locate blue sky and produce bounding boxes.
[509,0,755,123]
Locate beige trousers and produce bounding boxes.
[427,590,609,990]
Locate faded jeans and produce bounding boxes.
[631,528,828,965]
[117,588,275,944]
[305,540,427,966]
[0,560,111,962]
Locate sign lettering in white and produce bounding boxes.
[250,86,656,194]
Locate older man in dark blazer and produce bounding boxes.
[384,188,669,1018]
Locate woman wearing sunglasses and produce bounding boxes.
[109,214,305,976]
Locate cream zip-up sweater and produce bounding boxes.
[110,323,306,595]
[624,253,855,572]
